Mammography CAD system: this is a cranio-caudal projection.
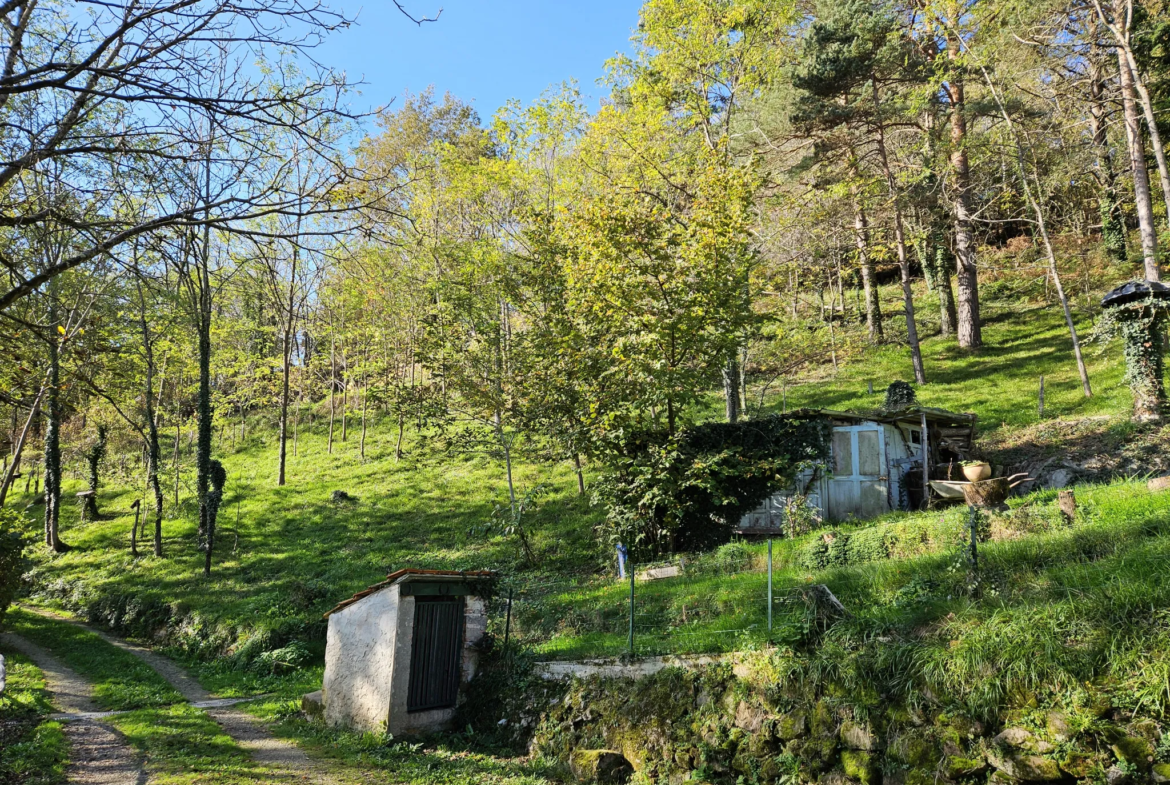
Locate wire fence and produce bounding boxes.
[481,499,1064,661]
[482,534,860,661]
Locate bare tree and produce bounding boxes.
[0,0,423,311]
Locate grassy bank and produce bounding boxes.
[0,647,68,785]
[4,280,1143,670]
[517,481,1170,664]
[5,607,182,710]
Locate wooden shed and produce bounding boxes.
[738,406,977,530]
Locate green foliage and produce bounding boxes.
[1095,294,1170,417]
[82,424,108,518]
[882,381,917,411]
[593,414,830,557]
[475,484,549,566]
[0,508,32,628]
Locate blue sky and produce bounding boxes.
[318,1,644,120]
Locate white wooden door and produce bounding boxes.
[827,424,888,521]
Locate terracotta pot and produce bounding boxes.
[962,462,991,482]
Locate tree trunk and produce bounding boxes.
[573,452,585,496]
[395,414,405,461]
[173,420,180,508]
[947,65,983,348]
[340,370,348,443]
[196,230,214,577]
[1093,0,1170,237]
[1089,48,1128,264]
[360,383,368,460]
[138,292,164,557]
[0,388,44,507]
[854,198,883,341]
[873,95,926,383]
[44,311,65,552]
[723,358,741,423]
[277,242,298,486]
[933,225,958,336]
[327,323,336,454]
[1114,18,1161,280]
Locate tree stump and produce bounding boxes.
[1058,490,1077,525]
[960,478,1011,509]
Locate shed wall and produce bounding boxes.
[323,584,401,733]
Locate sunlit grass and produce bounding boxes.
[5,607,183,710]
[0,648,68,785]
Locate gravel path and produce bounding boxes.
[0,632,146,785]
[20,607,342,783]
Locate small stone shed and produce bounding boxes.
[320,568,495,735]
[739,406,977,529]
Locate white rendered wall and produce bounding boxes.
[323,584,400,733]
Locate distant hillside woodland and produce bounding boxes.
[1,0,1169,566]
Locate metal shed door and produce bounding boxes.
[827,425,888,521]
[407,597,464,712]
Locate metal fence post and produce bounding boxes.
[767,537,773,633]
[503,586,513,657]
[628,560,635,656]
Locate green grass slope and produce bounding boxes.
[5,280,1152,666]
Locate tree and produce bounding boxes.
[0,0,425,311]
[790,0,929,380]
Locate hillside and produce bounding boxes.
[9,279,1166,663]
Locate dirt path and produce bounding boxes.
[0,632,146,785]
[20,607,342,783]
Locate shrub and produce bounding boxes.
[593,414,830,558]
[0,508,32,627]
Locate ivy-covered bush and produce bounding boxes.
[1096,289,1170,420]
[0,508,32,627]
[592,414,830,557]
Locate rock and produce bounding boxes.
[1045,712,1072,742]
[1148,476,1170,493]
[1110,734,1153,768]
[569,750,634,784]
[776,711,808,741]
[840,719,879,751]
[1105,765,1132,785]
[995,727,1035,748]
[734,701,766,733]
[787,735,836,773]
[987,771,1017,785]
[888,730,938,768]
[1047,469,1073,489]
[1153,762,1170,783]
[1059,750,1097,779]
[841,750,879,785]
[993,727,1053,754]
[640,565,681,581]
[301,690,324,720]
[943,753,987,779]
[987,749,1063,781]
[811,700,836,737]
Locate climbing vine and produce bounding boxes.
[1095,295,1170,419]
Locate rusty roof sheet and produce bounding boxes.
[323,569,497,619]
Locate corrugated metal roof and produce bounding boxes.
[798,405,977,426]
[323,569,497,619]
